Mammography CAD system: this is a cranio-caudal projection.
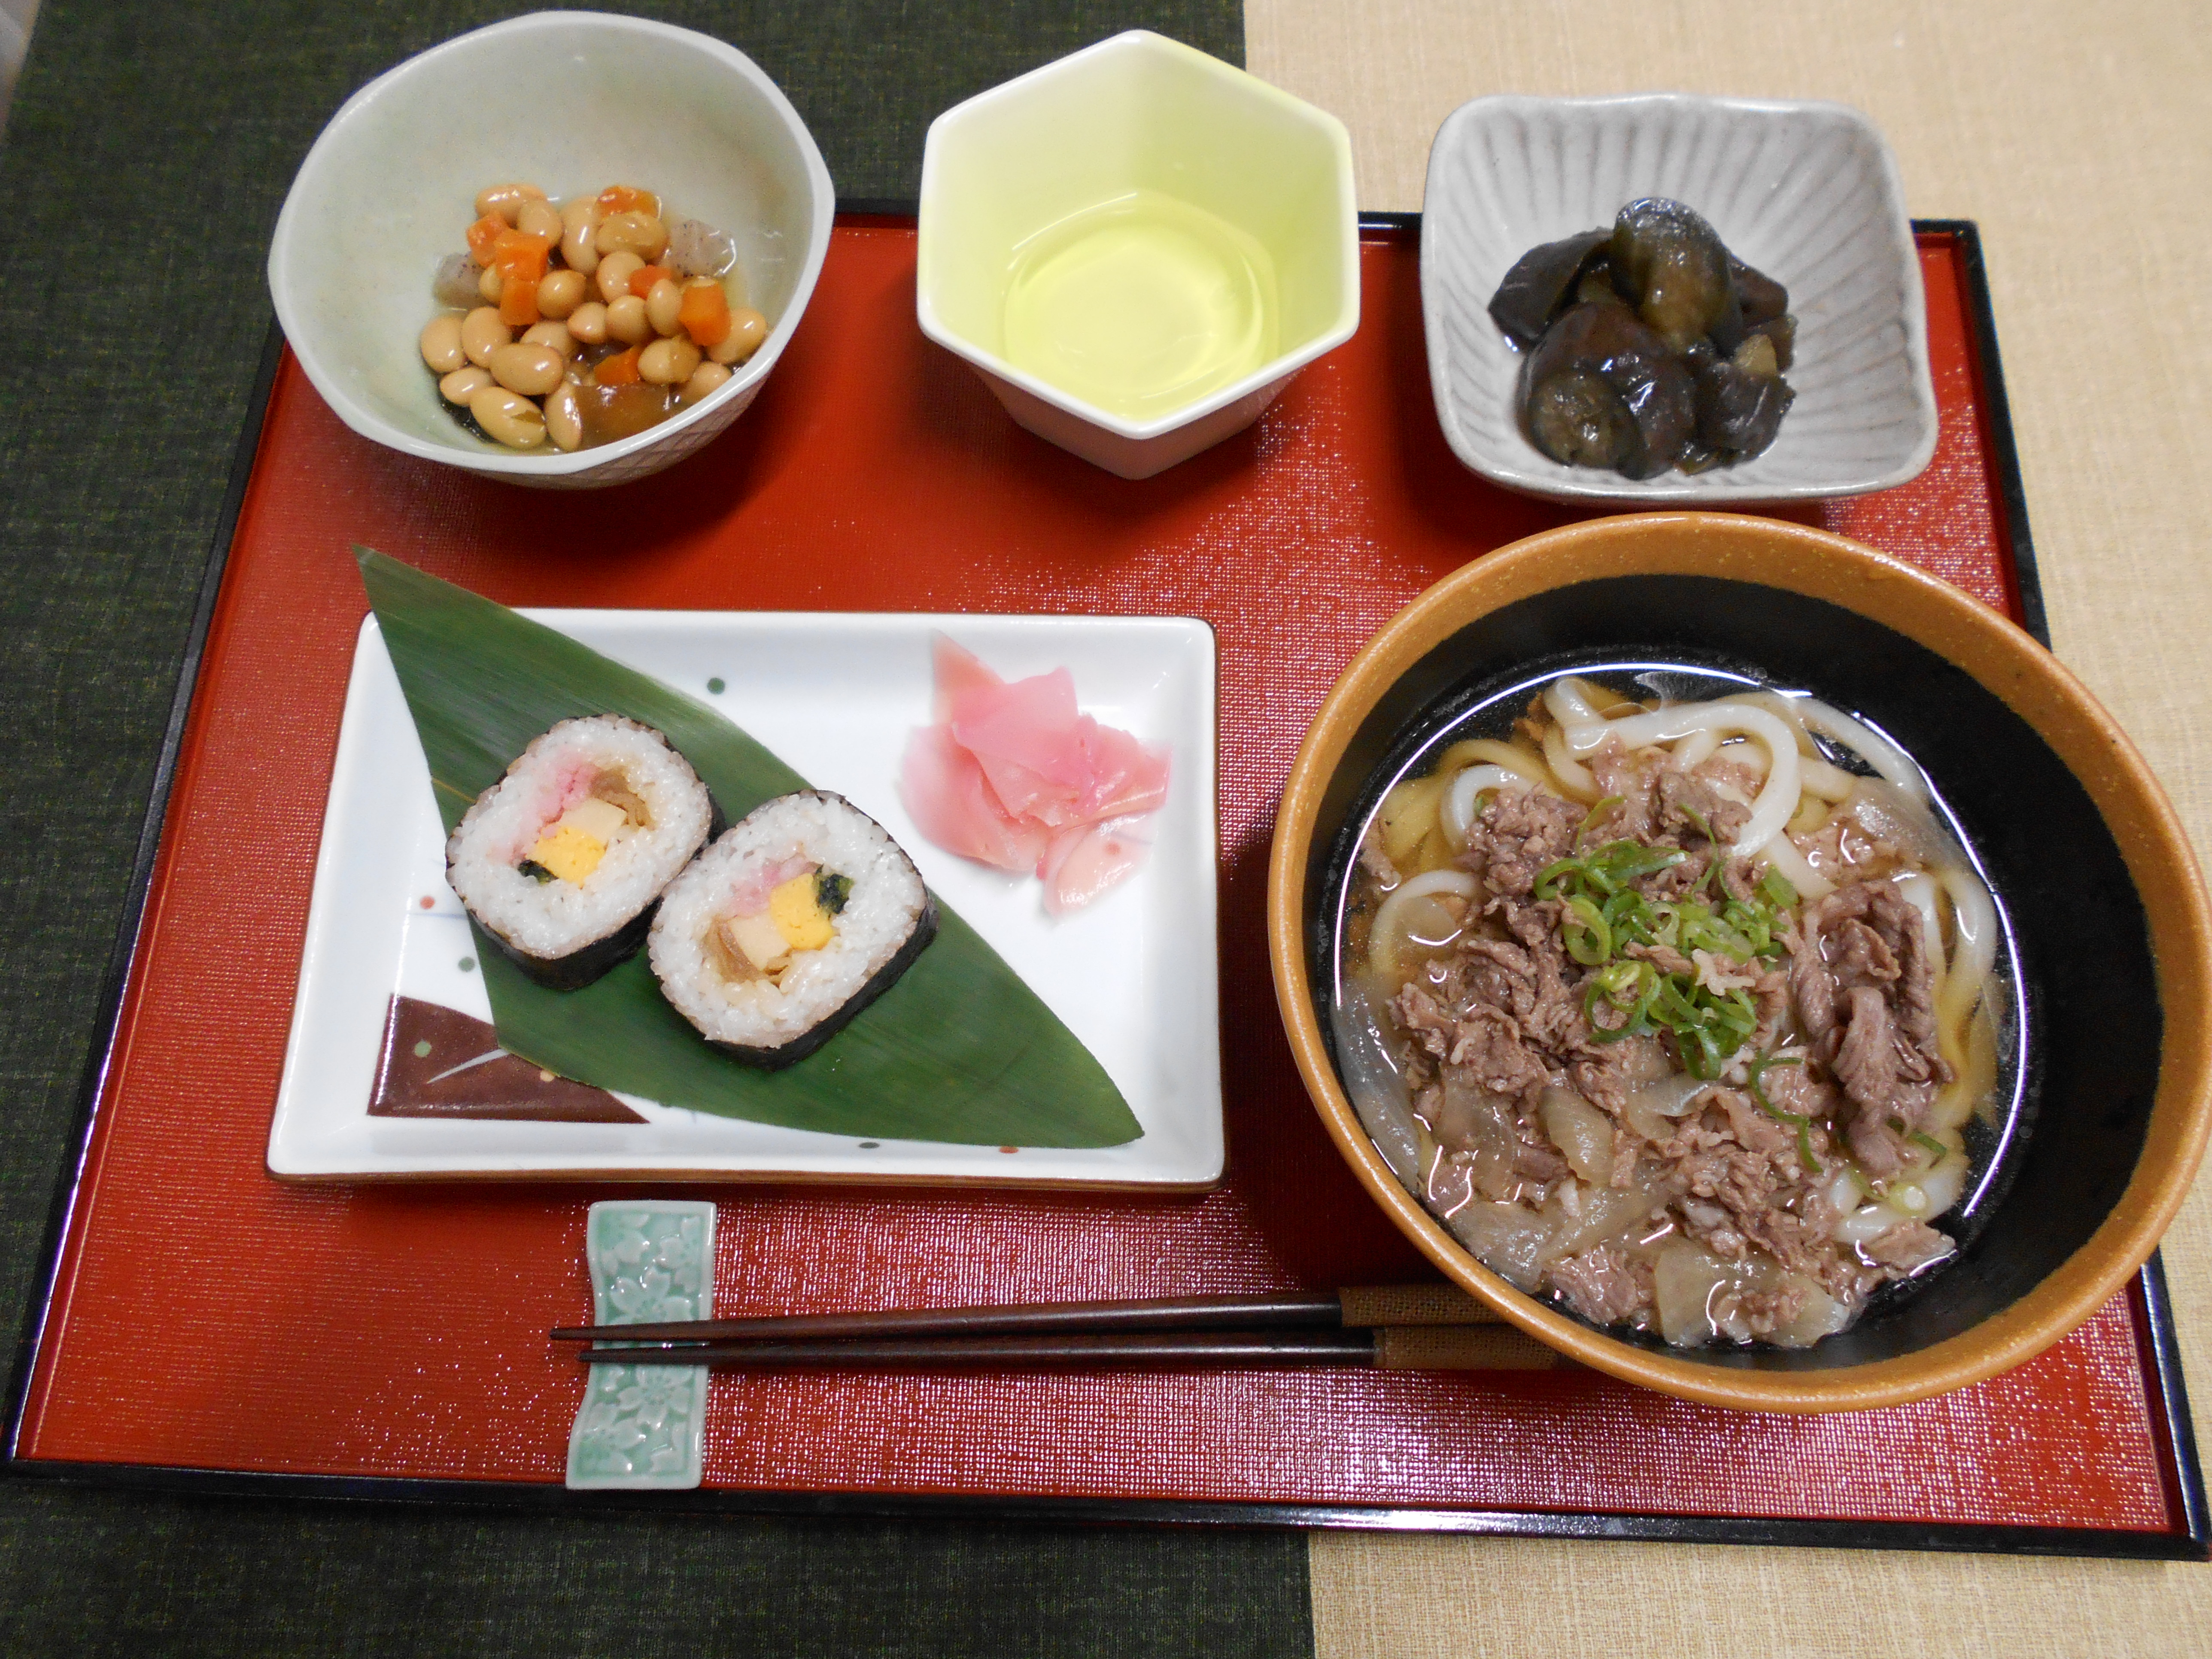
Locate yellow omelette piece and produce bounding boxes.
[769,872,836,951]
[531,823,606,883]
[527,797,631,884]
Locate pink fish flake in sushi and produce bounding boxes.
[899,633,1170,912]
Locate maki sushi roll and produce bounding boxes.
[446,715,717,990]
[649,791,937,1069]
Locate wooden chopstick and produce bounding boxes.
[573,1326,1562,1372]
[548,1284,1498,1346]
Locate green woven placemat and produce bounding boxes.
[0,4,1311,1654]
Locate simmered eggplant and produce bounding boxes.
[1574,259,1628,308]
[1488,197,1798,479]
[1520,302,1697,478]
[1525,367,1636,470]
[1743,312,1795,372]
[1487,229,1611,348]
[1695,361,1794,460]
[1693,333,1795,460]
[1610,199,1732,350]
[1730,256,1790,326]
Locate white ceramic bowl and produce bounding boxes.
[268,11,834,489]
[1422,94,1937,504]
[917,31,1359,480]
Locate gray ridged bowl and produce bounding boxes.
[1421,94,1937,504]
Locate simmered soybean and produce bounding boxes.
[419,313,466,374]
[423,181,771,452]
[468,385,548,448]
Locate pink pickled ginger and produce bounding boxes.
[899,632,1170,913]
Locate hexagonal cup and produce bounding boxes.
[918,32,1359,479]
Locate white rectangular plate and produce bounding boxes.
[267,610,1221,1186]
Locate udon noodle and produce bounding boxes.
[1334,673,2007,1348]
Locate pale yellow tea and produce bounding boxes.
[1000,191,1279,423]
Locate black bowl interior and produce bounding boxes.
[1305,574,2158,1372]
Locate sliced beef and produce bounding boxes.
[1714,1281,1811,1339]
[1547,1245,1652,1326]
[1392,986,1553,1109]
[1790,943,1841,1051]
[1791,879,1955,1172]
[1656,769,1751,846]
[1749,967,1792,1051]
[1799,881,1942,1057]
[1587,738,1664,842]
[1568,1033,1671,1115]
[1461,789,1582,898]
[1846,1111,1911,1180]
[1514,1136,1573,1182]
[1761,1059,1844,1127]
[1640,848,1715,900]
[1489,898,1583,1048]
[1831,985,1900,1112]
[1627,939,1698,979]
[1830,917,1899,991]
[1657,1098,1823,1273]
[1863,1220,1954,1273]
[1714,1086,1791,1158]
[1460,936,1540,1024]
[1358,822,1402,890]
[1719,857,1761,902]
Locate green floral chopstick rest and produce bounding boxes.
[565,1200,715,1490]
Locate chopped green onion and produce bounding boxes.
[1583,960,1658,1042]
[1759,868,1798,909]
[1907,1130,1949,1166]
[1578,795,1624,834]
[1544,830,1804,1070]
[1586,841,1688,892]
[1601,889,1657,951]
[1561,895,1611,966]
[1680,804,1716,845]
[1747,1052,1821,1174]
[1532,856,1582,901]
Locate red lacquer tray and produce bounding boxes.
[9,216,2206,1557]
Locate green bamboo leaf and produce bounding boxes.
[357,546,1141,1149]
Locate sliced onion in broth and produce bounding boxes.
[1539,1086,1616,1184]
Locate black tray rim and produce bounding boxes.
[6,211,2202,1561]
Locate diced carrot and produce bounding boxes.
[627,264,671,300]
[491,229,552,273]
[465,214,507,264]
[492,230,552,326]
[597,185,661,217]
[594,346,642,386]
[678,280,732,348]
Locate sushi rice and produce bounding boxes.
[650,791,936,1067]
[447,715,716,988]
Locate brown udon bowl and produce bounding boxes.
[1267,512,2212,1412]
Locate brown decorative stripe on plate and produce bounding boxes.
[369,996,647,1122]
